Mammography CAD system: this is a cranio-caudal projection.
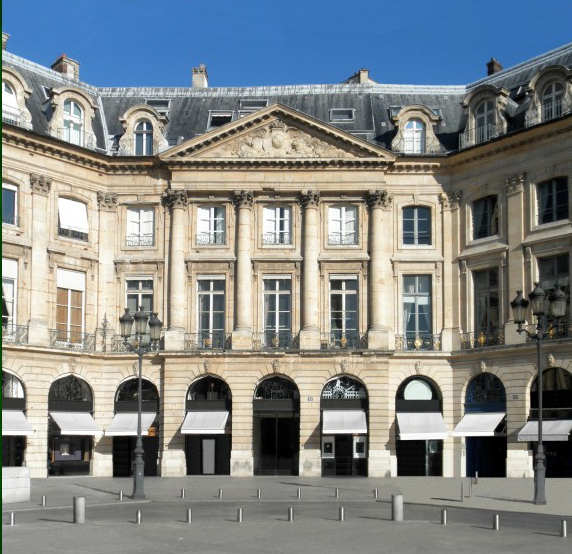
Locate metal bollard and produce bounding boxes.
[335,488,339,499]
[119,491,123,501]
[391,494,403,522]
[186,508,192,524]
[219,488,223,499]
[73,496,85,524]
[297,488,301,499]
[339,507,345,522]
[469,479,473,498]
[461,483,465,502]
[561,520,567,538]
[237,508,243,523]
[136,510,142,525]
[41,495,47,507]
[288,507,294,522]
[181,488,185,499]
[493,514,499,531]
[475,471,479,485]
[441,509,447,526]
[373,488,378,499]
[9,513,15,526]
[257,488,261,499]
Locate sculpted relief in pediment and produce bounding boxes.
[195,120,354,159]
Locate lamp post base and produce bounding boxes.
[533,445,547,505]
[132,446,146,499]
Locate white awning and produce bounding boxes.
[181,411,229,434]
[104,412,157,436]
[452,412,506,437]
[58,198,89,233]
[517,420,572,442]
[50,412,102,436]
[397,412,447,440]
[2,410,34,436]
[322,410,367,434]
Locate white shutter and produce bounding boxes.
[57,269,85,292]
[140,208,154,237]
[263,207,276,234]
[58,198,89,233]
[2,258,18,279]
[126,208,140,237]
[197,207,210,234]
[328,206,341,234]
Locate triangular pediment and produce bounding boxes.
[160,104,395,164]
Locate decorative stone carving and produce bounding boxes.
[547,353,555,367]
[505,172,526,195]
[132,361,138,375]
[272,359,280,372]
[203,360,211,373]
[415,361,422,374]
[97,192,118,211]
[367,189,393,210]
[68,358,76,373]
[439,191,461,210]
[30,173,52,195]
[162,189,188,210]
[480,359,487,372]
[233,190,254,209]
[459,261,467,277]
[340,360,348,373]
[300,190,320,209]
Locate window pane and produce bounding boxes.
[199,295,211,312]
[266,295,276,311]
[278,294,290,311]
[140,294,153,313]
[330,294,343,311]
[278,312,290,329]
[2,188,16,224]
[212,294,225,312]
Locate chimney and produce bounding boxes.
[486,58,503,76]
[192,64,208,88]
[358,68,369,84]
[51,54,80,80]
[2,32,9,51]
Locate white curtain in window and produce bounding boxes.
[56,269,85,292]
[58,198,89,233]
[127,208,154,238]
[197,207,211,234]
[329,206,342,235]
[2,258,17,280]
[263,207,277,234]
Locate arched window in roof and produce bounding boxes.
[134,120,153,156]
[63,99,84,146]
[542,81,564,122]
[403,119,425,154]
[475,100,495,144]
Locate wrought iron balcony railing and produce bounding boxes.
[196,232,226,246]
[459,123,503,150]
[2,213,19,226]
[328,233,358,246]
[2,324,29,344]
[117,138,161,156]
[2,104,23,126]
[252,330,293,350]
[526,318,571,342]
[55,128,96,150]
[395,333,442,351]
[392,136,442,155]
[50,329,96,351]
[261,232,292,246]
[184,332,226,351]
[460,328,505,349]
[321,331,365,350]
[126,235,155,247]
[525,97,571,127]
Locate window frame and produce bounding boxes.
[403,119,426,154]
[126,206,155,247]
[125,277,154,332]
[329,108,355,122]
[538,253,570,317]
[134,120,154,156]
[196,205,226,246]
[63,99,84,146]
[2,182,18,226]
[262,205,292,246]
[196,277,225,336]
[473,267,500,334]
[55,269,86,343]
[57,197,89,242]
[262,277,292,334]
[2,258,18,329]
[471,195,499,240]
[402,275,432,339]
[207,111,234,130]
[536,177,569,225]
[402,205,431,246]
[542,81,564,122]
[327,205,358,246]
[329,276,359,336]
[475,99,495,144]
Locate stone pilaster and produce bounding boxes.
[299,190,321,349]
[162,190,188,350]
[299,394,322,476]
[231,190,254,350]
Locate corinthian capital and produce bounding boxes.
[367,189,393,210]
[233,190,254,209]
[30,173,52,195]
[439,191,462,210]
[97,192,118,211]
[300,190,320,208]
[162,189,188,210]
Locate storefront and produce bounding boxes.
[321,376,368,476]
[453,373,506,477]
[48,375,101,476]
[105,378,159,477]
[396,377,446,476]
[2,371,33,467]
[183,376,231,475]
[253,376,299,475]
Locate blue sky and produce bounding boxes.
[3,0,571,87]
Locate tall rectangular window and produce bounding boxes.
[58,198,89,241]
[2,258,18,329]
[403,206,431,245]
[474,268,499,334]
[262,206,291,245]
[472,196,498,239]
[126,278,154,332]
[56,269,85,343]
[328,205,357,245]
[330,277,358,344]
[197,206,225,245]
[403,275,432,339]
[197,278,225,348]
[539,254,570,316]
[537,177,568,224]
[126,207,155,247]
[263,278,291,346]
[2,183,17,226]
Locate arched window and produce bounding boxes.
[2,371,25,399]
[188,376,231,401]
[396,376,442,410]
[254,376,299,400]
[531,368,572,416]
[403,119,426,154]
[403,206,431,245]
[321,376,367,400]
[116,378,158,403]
[542,81,564,122]
[475,100,495,143]
[134,120,153,155]
[2,82,19,125]
[466,373,506,409]
[63,99,83,146]
[49,375,92,402]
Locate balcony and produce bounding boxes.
[117,138,161,156]
[321,331,365,350]
[2,213,19,226]
[2,104,23,126]
[460,328,505,349]
[527,318,571,342]
[184,332,226,351]
[55,128,96,150]
[126,235,155,247]
[2,324,29,344]
[459,123,503,150]
[328,233,358,246]
[252,330,294,350]
[262,232,291,246]
[196,232,226,247]
[395,333,442,351]
[50,329,95,351]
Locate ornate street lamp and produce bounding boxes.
[510,283,568,505]
[119,307,163,499]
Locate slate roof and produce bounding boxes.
[2,42,571,156]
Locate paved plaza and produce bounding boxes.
[3,477,571,554]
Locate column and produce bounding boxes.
[163,189,188,350]
[298,190,321,349]
[366,189,393,350]
[27,174,51,346]
[231,190,254,350]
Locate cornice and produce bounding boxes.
[164,158,392,170]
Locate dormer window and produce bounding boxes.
[475,100,495,144]
[542,82,564,122]
[63,100,84,146]
[208,112,233,129]
[134,120,153,155]
[2,82,20,125]
[403,119,426,154]
[329,109,355,122]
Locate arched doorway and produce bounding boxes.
[48,375,101,476]
[321,376,368,476]
[453,373,506,477]
[2,371,33,467]
[106,378,159,477]
[518,367,572,477]
[183,376,231,475]
[395,377,446,476]
[253,376,299,475]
